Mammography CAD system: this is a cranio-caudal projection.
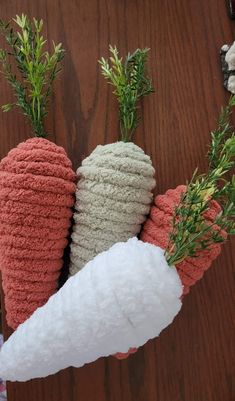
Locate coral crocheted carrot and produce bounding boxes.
[141,186,225,295]
[117,96,235,359]
[0,15,76,329]
[69,46,155,275]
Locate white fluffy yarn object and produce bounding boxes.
[69,142,155,274]
[225,41,235,70]
[227,75,235,94]
[0,238,182,381]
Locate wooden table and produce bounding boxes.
[0,1,234,400]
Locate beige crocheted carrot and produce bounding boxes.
[69,46,156,275]
[0,15,76,329]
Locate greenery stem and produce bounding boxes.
[99,45,154,142]
[165,96,235,266]
[0,14,64,137]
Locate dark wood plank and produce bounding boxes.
[0,0,234,400]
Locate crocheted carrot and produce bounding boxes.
[0,15,76,329]
[116,96,235,359]
[0,238,183,381]
[69,46,155,275]
[143,98,235,286]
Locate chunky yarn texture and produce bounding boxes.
[141,185,224,294]
[70,142,155,274]
[0,238,182,381]
[0,138,76,329]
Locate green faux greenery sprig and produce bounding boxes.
[99,45,154,142]
[166,96,235,266]
[0,14,64,137]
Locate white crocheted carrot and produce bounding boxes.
[0,238,183,381]
[69,46,156,274]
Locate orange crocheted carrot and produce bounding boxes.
[115,96,235,359]
[0,15,76,329]
[141,186,227,294]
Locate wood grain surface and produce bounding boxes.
[0,1,234,400]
